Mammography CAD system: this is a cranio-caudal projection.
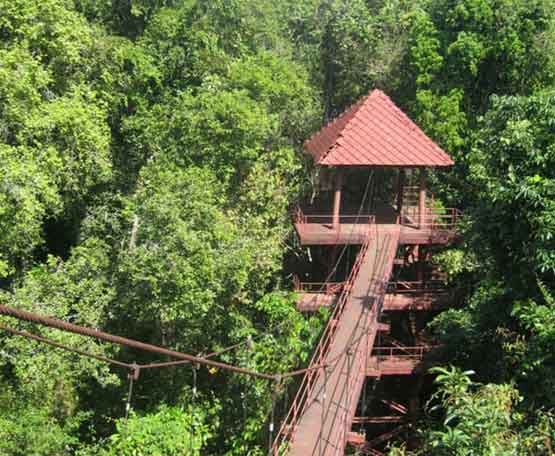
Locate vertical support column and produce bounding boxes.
[417,246,425,283]
[418,168,427,229]
[407,374,425,450]
[396,168,405,216]
[407,396,420,449]
[333,169,343,231]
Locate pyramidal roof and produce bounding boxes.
[304,89,454,167]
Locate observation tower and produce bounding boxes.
[274,89,460,455]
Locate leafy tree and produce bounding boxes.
[94,404,216,456]
[469,92,555,279]
[390,367,554,455]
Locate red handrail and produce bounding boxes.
[294,281,345,295]
[387,280,446,293]
[272,222,375,454]
[292,206,375,226]
[329,236,396,453]
[372,345,439,360]
[400,207,462,230]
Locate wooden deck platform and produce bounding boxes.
[294,222,457,246]
[382,291,450,311]
[297,291,450,313]
[287,228,400,456]
[296,293,337,312]
[366,356,425,377]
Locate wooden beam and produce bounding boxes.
[396,168,405,213]
[352,416,405,424]
[419,168,427,228]
[381,399,408,415]
[376,322,390,332]
[332,169,343,230]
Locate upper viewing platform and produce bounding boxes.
[294,89,460,246]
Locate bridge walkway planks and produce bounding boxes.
[288,227,400,456]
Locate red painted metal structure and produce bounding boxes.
[274,89,460,454]
[273,227,375,453]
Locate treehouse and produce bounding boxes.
[293,89,460,246]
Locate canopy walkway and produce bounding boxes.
[273,228,400,455]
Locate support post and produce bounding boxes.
[417,246,425,283]
[396,168,405,215]
[407,396,420,449]
[418,168,427,229]
[333,169,343,230]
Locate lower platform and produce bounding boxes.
[295,222,458,246]
[297,291,450,312]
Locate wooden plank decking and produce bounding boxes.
[287,228,400,456]
[294,222,456,246]
[297,291,450,312]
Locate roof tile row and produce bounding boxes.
[304,90,454,167]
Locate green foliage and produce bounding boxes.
[469,92,555,277]
[0,145,61,274]
[0,391,85,456]
[433,248,477,282]
[96,404,215,456]
[21,86,112,202]
[3,0,555,453]
[414,367,553,455]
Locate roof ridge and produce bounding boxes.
[304,89,454,167]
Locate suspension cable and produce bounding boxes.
[0,323,134,371]
[0,304,276,380]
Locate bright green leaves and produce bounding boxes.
[0,238,118,452]
[0,1,114,273]
[414,88,466,153]
[424,367,523,455]
[509,282,555,407]
[405,8,468,153]
[227,51,320,143]
[0,0,94,89]
[0,391,85,456]
[171,87,275,181]
[410,367,554,455]
[96,404,217,456]
[118,165,234,328]
[0,145,61,273]
[123,49,316,186]
[22,86,112,202]
[408,9,444,87]
[308,0,417,113]
[0,85,112,272]
[0,48,51,141]
[427,93,555,450]
[469,92,555,276]
[402,0,555,158]
[447,31,485,77]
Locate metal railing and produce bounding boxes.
[329,236,397,454]
[372,345,439,360]
[293,206,375,226]
[272,226,375,454]
[386,280,446,294]
[400,206,462,230]
[293,205,460,232]
[293,276,345,295]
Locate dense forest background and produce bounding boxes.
[1,0,555,454]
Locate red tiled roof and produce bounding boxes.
[304,90,454,167]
